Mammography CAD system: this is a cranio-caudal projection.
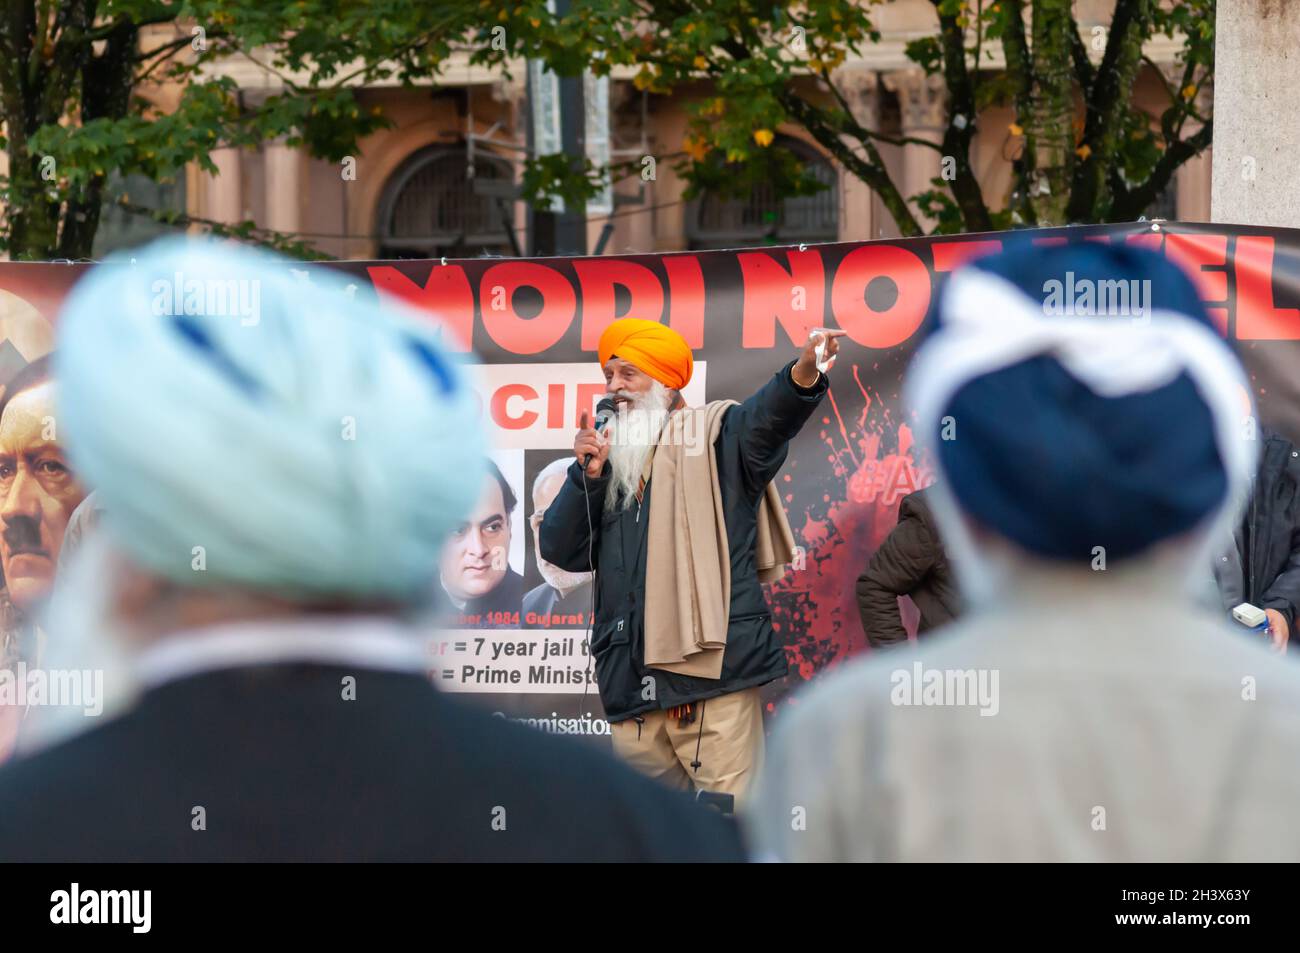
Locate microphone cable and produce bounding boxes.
[573,398,616,725]
[577,465,597,721]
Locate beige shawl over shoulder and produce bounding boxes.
[643,400,796,679]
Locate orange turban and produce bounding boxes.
[597,318,694,390]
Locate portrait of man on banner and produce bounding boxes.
[438,456,525,629]
[0,295,85,763]
[524,455,593,629]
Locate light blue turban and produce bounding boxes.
[54,238,486,603]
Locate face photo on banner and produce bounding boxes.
[437,449,525,629]
[0,297,83,763]
[523,449,594,629]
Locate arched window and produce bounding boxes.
[687,136,838,249]
[376,145,514,259]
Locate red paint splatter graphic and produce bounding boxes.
[761,361,936,711]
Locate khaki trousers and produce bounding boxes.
[609,686,765,810]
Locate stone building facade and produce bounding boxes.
[104,0,1213,259]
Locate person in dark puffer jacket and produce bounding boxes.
[855,487,961,648]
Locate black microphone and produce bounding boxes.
[576,402,616,722]
[583,397,618,468]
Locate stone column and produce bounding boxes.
[263,138,303,236]
[833,68,879,242]
[1212,4,1300,442]
[1211,6,1300,225]
[205,147,244,225]
[884,69,947,231]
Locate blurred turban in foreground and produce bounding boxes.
[906,240,1255,602]
[54,237,486,603]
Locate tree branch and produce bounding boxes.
[780,89,924,237]
[816,75,945,151]
[1110,120,1212,221]
[1065,0,1152,222]
[112,198,330,259]
[930,0,992,231]
[1069,25,1095,94]
[998,0,1037,225]
[715,29,922,235]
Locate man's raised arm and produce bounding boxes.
[722,330,844,491]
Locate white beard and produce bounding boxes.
[605,381,673,513]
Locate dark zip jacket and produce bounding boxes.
[539,361,827,722]
[1240,432,1300,646]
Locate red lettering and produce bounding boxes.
[739,249,826,348]
[664,255,705,348]
[574,259,665,351]
[1125,232,1163,253]
[831,244,930,349]
[491,384,538,430]
[1235,236,1300,340]
[884,458,918,506]
[479,262,575,354]
[547,383,565,429]
[367,264,473,352]
[932,240,1002,272]
[1163,233,1229,335]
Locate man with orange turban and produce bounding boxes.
[541,317,843,807]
